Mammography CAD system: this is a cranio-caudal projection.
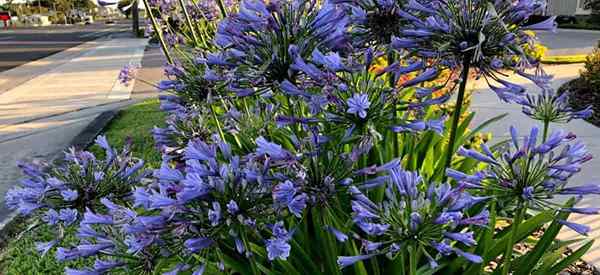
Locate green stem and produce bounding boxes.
[210,105,226,142]
[387,51,399,157]
[216,0,228,18]
[400,252,407,275]
[409,245,417,275]
[502,203,526,275]
[444,53,472,173]
[142,0,174,64]
[178,0,200,47]
[542,119,550,142]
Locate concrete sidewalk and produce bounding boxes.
[0,34,153,221]
[469,64,600,266]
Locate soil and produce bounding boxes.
[558,78,600,127]
[485,228,599,274]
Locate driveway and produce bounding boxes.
[537,28,600,56]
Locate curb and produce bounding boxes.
[0,110,119,248]
[541,55,589,65]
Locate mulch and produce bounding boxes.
[559,78,600,127]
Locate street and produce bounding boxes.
[0,20,153,221]
[537,28,600,56]
[0,20,130,72]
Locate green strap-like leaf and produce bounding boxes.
[513,198,576,275]
[545,240,594,275]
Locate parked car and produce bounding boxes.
[0,11,11,28]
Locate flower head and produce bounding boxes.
[451,126,599,234]
[338,168,487,268]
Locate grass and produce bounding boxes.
[0,99,164,274]
[88,99,165,168]
[541,55,589,64]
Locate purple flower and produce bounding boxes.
[347,168,484,265]
[266,222,292,261]
[324,226,348,242]
[444,232,476,246]
[558,220,590,235]
[65,268,99,275]
[82,209,113,225]
[347,93,370,119]
[93,259,124,272]
[560,184,600,195]
[35,240,57,256]
[337,254,376,268]
[118,64,138,86]
[59,208,78,225]
[227,200,239,214]
[60,189,78,201]
[256,137,293,160]
[266,237,291,261]
[208,202,221,226]
[460,210,489,227]
[43,209,60,225]
[524,16,557,32]
[184,237,214,252]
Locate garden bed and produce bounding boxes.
[0,99,164,274]
[559,78,600,127]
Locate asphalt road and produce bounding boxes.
[0,20,132,72]
[537,28,600,56]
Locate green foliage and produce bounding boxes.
[582,48,600,90]
[0,223,95,275]
[88,99,165,169]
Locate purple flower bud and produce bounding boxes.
[184,237,214,252]
[227,200,239,214]
[325,226,348,242]
[337,254,376,269]
[35,240,57,256]
[558,220,590,235]
[560,184,600,195]
[444,232,476,246]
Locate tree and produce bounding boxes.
[585,0,600,24]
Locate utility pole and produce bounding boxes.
[132,0,139,37]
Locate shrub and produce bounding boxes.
[582,47,600,89]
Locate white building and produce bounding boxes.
[548,0,592,15]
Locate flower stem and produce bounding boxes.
[210,105,226,142]
[409,245,417,275]
[178,0,201,47]
[502,204,526,275]
[142,0,174,64]
[543,119,550,142]
[216,0,228,18]
[444,53,472,173]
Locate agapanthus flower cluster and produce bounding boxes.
[56,197,166,274]
[333,0,412,47]
[280,47,449,138]
[392,0,556,103]
[448,126,600,235]
[207,0,349,95]
[159,62,219,106]
[118,64,139,86]
[122,134,308,268]
[519,88,593,124]
[337,167,488,268]
[153,98,213,156]
[5,136,146,223]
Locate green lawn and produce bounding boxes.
[0,99,164,274]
